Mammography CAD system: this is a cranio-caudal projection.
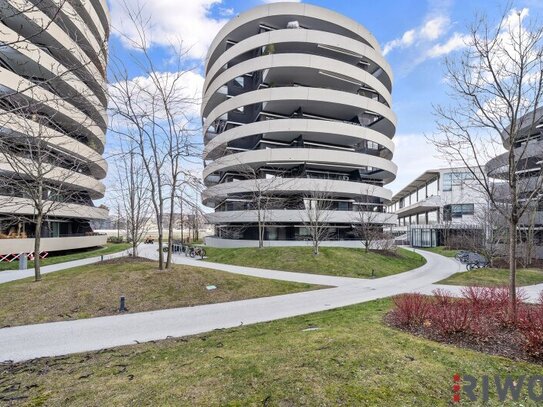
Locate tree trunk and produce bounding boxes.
[258,201,264,248]
[33,213,43,282]
[157,233,164,269]
[166,206,174,269]
[509,219,517,322]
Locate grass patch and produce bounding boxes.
[2,299,542,406]
[0,243,131,271]
[438,267,543,287]
[0,258,320,327]
[418,246,459,258]
[204,246,425,278]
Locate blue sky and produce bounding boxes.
[106,0,543,194]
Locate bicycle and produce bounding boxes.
[185,246,206,259]
[466,261,489,271]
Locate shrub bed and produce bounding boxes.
[386,287,543,363]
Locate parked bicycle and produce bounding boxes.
[466,260,489,271]
[184,245,206,259]
[455,250,470,263]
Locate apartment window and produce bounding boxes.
[443,203,475,221]
[233,76,245,88]
[442,172,475,191]
[427,179,438,196]
[337,201,349,211]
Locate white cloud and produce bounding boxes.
[420,15,449,40]
[388,134,447,194]
[426,32,469,58]
[383,16,450,56]
[109,0,229,60]
[383,29,416,55]
[108,70,205,125]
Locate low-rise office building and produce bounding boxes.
[388,167,487,247]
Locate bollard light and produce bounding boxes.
[119,295,127,312]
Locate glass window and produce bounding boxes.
[338,201,349,211]
[443,173,453,191]
[233,76,244,87]
[451,205,463,218]
[443,205,452,221]
[462,204,474,215]
[409,191,417,205]
[443,172,474,191]
[427,210,438,224]
[427,179,438,196]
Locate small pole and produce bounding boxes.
[119,296,126,312]
[19,253,27,270]
[101,255,104,262]
[371,269,375,279]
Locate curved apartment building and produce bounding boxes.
[486,106,543,258]
[0,0,109,254]
[202,2,397,246]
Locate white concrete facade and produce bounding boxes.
[0,0,110,254]
[201,2,397,246]
[387,167,487,247]
[486,107,543,259]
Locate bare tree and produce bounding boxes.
[463,201,508,267]
[299,189,334,255]
[108,1,200,270]
[352,187,396,253]
[233,165,292,248]
[429,7,543,319]
[0,112,91,281]
[112,143,152,256]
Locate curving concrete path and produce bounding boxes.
[0,250,129,285]
[0,247,465,362]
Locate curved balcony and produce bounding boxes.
[204,118,394,161]
[202,53,391,118]
[202,178,392,207]
[204,148,396,184]
[0,233,107,255]
[206,2,384,72]
[0,158,105,199]
[203,86,396,138]
[206,209,396,225]
[0,110,107,179]
[205,28,393,97]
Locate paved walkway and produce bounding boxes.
[0,250,129,285]
[0,247,464,362]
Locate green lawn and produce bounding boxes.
[438,267,543,287]
[204,246,426,278]
[0,242,130,271]
[419,246,459,258]
[2,299,541,406]
[0,258,319,327]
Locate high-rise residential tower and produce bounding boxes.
[202,2,397,246]
[0,0,110,254]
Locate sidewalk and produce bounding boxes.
[0,250,128,285]
[0,248,461,362]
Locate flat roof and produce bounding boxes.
[390,170,440,204]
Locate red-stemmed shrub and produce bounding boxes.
[389,293,431,327]
[388,288,543,361]
[428,299,472,336]
[517,302,543,358]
